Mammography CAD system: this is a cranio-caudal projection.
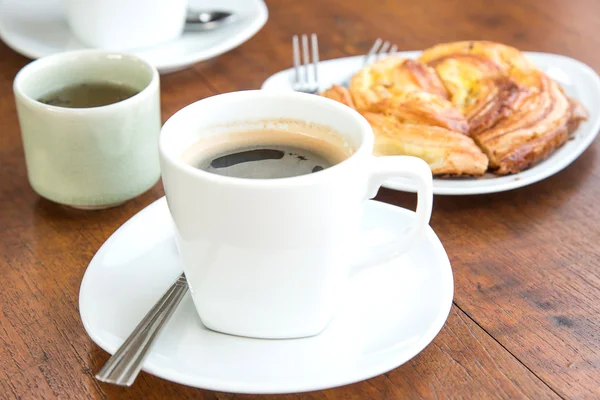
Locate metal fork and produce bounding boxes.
[292,33,319,93]
[364,38,398,66]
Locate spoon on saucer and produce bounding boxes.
[95,273,188,386]
[185,10,235,31]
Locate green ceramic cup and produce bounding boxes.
[13,50,161,209]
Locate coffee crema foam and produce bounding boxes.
[181,123,354,179]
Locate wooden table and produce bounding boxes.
[1,0,599,398]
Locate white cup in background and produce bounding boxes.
[159,91,434,339]
[64,0,188,50]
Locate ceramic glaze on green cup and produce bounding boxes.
[13,50,161,209]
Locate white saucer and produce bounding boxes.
[262,52,600,195]
[0,0,268,74]
[79,197,453,394]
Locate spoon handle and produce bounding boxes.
[95,273,188,386]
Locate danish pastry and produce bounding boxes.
[319,41,588,176]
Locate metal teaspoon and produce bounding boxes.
[185,10,236,31]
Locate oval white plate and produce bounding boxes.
[262,52,600,195]
[0,0,268,74]
[80,197,453,394]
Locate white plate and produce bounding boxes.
[0,0,268,74]
[262,52,600,195]
[80,197,453,394]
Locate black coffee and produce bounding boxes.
[37,82,139,108]
[182,129,351,179]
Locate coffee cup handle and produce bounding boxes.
[355,156,433,268]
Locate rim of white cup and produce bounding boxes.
[13,49,159,113]
[159,90,375,187]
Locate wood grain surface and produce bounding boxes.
[1,0,600,398]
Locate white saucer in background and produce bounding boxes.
[262,52,600,195]
[0,0,268,74]
[79,197,453,394]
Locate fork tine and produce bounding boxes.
[378,41,391,59]
[311,33,319,91]
[365,38,382,66]
[292,35,300,85]
[291,33,319,93]
[390,44,398,54]
[301,34,310,89]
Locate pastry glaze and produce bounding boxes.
[322,86,487,176]
[364,112,488,176]
[320,85,356,108]
[367,92,469,134]
[349,57,448,110]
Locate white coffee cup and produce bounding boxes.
[159,91,433,339]
[64,0,188,50]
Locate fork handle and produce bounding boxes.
[95,273,188,386]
